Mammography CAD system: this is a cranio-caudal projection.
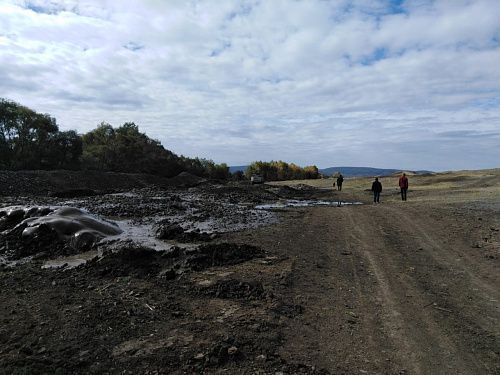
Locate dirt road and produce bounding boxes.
[249,202,499,373]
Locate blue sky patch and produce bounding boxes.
[360,47,388,66]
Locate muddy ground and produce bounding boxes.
[0,170,498,374]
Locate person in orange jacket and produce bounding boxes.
[399,173,409,201]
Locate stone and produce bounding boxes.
[194,353,204,360]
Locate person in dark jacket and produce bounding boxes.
[371,177,382,203]
[399,173,409,201]
[336,174,344,191]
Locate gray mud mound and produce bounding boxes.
[156,222,185,239]
[155,222,213,242]
[0,206,121,259]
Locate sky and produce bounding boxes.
[1,0,500,171]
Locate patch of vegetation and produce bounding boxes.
[0,98,81,170]
[245,160,319,181]
[0,98,229,179]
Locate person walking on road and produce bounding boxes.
[371,177,382,203]
[336,173,344,191]
[399,173,409,201]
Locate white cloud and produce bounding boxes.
[1,0,499,170]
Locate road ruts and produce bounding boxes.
[278,203,499,374]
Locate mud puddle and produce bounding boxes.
[1,183,326,267]
[102,218,195,252]
[255,199,362,209]
[41,250,98,270]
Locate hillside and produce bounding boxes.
[231,165,432,177]
[319,166,432,177]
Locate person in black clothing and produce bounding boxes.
[371,177,382,203]
[336,174,344,191]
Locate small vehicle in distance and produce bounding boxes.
[250,174,264,184]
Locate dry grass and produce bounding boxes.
[269,168,500,204]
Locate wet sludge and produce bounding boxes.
[0,206,121,260]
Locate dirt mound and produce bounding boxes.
[0,217,65,259]
[168,171,206,187]
[0,170,175,196]
[89,246,163,278]
[185,243,264,271]
[198,279,266,299]
[85,242,265,281]
[155,222,214,242]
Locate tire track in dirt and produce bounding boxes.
[378,205,500,373]
[280,203,498,373]
[387,205,499,299]
[278,207,397,373]
[343,205,483,374]
[343,207,425,374]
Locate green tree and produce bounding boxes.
[81,122,116,170]
[0,98,233,180]
[0,98,64,169]
[46,130,83,169]
[82,122,206,178]
[245,160,319,181]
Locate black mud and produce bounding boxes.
[0,170,336,374]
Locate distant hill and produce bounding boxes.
[319,167,432,177]
[229,165,432,178]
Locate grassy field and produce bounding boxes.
[270,168,500,204]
